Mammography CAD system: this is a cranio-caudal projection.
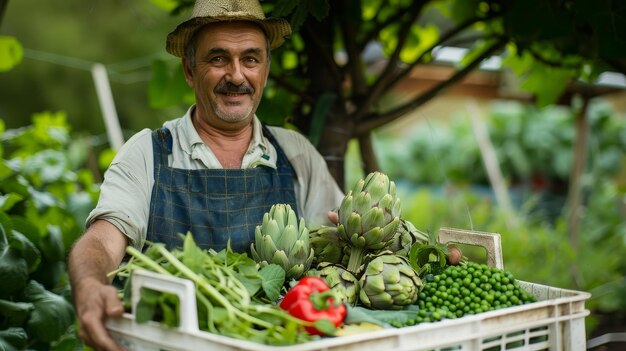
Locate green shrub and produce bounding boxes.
[0,113,99,351]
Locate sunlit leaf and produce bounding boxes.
[149,59,194,109]
[281,51,298,70]
[148,0,179,11]
[0,193,23,212]
[400,25,439,63]
[0,36,23,72]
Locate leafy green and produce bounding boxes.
[20,281,75,343]
[344,305,417,326]
[136,288,180,327]
[0,327,28,351]
[115,233,313,346]
[0,299,34,325]
[10,231,41,272]
[0,247,29,298]
[0,36,23,72]
[259,264,286,301]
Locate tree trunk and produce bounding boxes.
[358,132,379,174]
[0,0,8,27]
[298,11,353,190]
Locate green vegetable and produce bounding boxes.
[388,219,429,257]
[359,254,422,310]
[113,233,313,346]
[307,262,359,305]
[309,225,349,267]
[20,280,75,343]
[0,299,34,326]
[0,327,28,351]
[391,262,536,327]
[0,221,29,298]
[250,204,314,280]
[337,172,402,273]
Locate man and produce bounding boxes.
[67,1,344,350]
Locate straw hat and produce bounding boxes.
[166,0,292,57]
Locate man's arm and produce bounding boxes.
[68,219,129,351]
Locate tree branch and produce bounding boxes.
[268,72,315,105]
[360,2,403,48]
[355,14,492,123]
[352,1,425,121]
[384,14,502,93]
[337,0,367,96]
[356,36,508,133]
[303,20,343,94]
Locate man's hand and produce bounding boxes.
[327,210,338,224]
[68,220,129,351]
[74,278,125,351]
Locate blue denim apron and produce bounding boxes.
[146,125,298,253]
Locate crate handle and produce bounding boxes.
[437,227,504,269]
[130,269,200,333]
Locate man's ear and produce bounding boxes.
[181,57,194,87]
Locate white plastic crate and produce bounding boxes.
[105,228,591,351]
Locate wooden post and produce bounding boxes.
[566,94,590,287]
[466,99,518,228]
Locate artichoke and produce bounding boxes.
[359,254,422,310]
[307,262,359,305]
[250,204,314,280]
[337,172,401,273]
[309,225,350,267]
[388,218,429,257]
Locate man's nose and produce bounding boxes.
[225,61,245,85]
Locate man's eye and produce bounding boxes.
[210,57,225,63]
[243,57,260,65]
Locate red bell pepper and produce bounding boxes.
[279,276,347,336]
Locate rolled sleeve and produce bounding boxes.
[268,127,345,228]
[85,129,154,250]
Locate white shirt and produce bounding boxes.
[86,106,344,249]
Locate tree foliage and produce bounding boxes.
[149,0,625,187]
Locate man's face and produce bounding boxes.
[184,21,269,127]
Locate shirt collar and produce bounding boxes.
[178,105,275,168]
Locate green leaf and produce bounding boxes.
[313,318,336,335]
[148,59,194,109]
[309,93,336,147]
[0,247,29,298]
[450,0,481,24]
[20,280,74,343]
[0,299,34,325]
[281,50,298,70]
[181,232,207,272]
[158,292,180,327]
[271,0,299,18]
[0,327,28,351]
[49,329,80,351]
[259,264,285,301]
[149,0,179,11]
[344,305,416,326]
[0,36,23,72]
[0,193,23,212]
[502,47,576,106]
[400,25,439,63]
[135,295,156,324]
[10,231,41,272]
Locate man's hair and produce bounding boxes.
[184,24,272,72]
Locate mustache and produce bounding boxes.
[214,81,254,94]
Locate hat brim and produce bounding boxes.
[166,16,291,57]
